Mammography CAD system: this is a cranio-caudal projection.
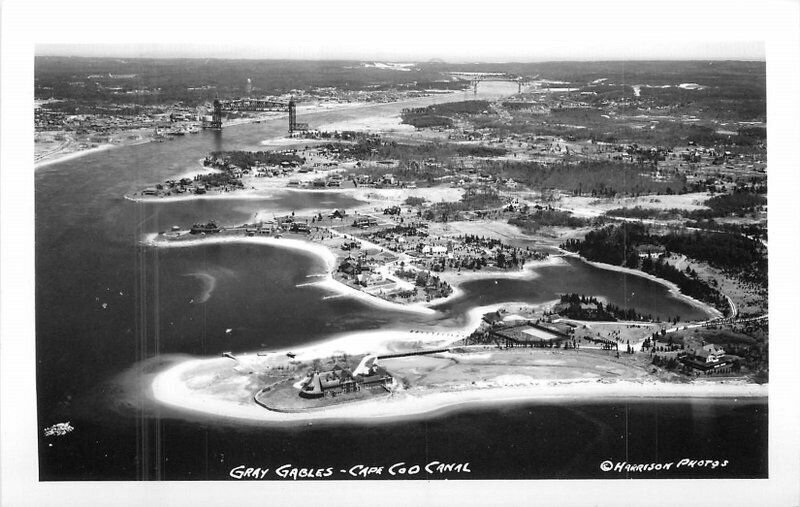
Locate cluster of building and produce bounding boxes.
[356,222,547,273]
[299,361,392,399]
[142,177,213,197]
[335,243,452,302]
[35,109,163,133]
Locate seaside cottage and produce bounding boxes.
[678,343,734,374]
[692,344,727,363]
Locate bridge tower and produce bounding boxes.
[211,99,223,130]
[288,97,297,134]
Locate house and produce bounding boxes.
[338,257,360,276]
[298,364,391,399]
[427,245,449,256]
[636,244,666,257]
[678,343,733,374]
[693,344,726,363]
[291,222,311,233]
[482,310,506,326]
[353,217,378,228]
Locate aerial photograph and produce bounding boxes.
[33,54,770,477]
[4,1,800,505]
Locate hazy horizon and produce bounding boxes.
[35,43,766,64]
[26,0,767,63]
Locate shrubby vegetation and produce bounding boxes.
[196,172,244,188]
[640,255,729,314]
[401,101,491,128]
[509,209,590,233]
[404,196,427,206]
[422,188,505,222]
[702,191,767,217]
[684,220,767,241]
[562,223,729,312]
[557,293,653,322]
[561,222,766,313]
[481,160,685,197]
[208,150,304,168]
[605,206,689,220]
[561,222,649,267]
[660,231,767,286]
[333,137,505,164]
[606,189,766,222]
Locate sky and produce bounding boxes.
[22,0,769,62]
[35,41,765,62]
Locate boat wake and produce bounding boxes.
[183,272,217,303]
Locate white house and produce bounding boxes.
[694,344,726,363]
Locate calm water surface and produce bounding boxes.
[35,86,765,480]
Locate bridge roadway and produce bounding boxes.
[218,98,290,112]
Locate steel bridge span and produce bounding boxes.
[469,76,532,94]
[205,97,307,134]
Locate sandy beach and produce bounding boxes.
[148,291,766,425]
[151,353,767,425]
[36,141,128,169]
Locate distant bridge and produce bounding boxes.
[469,75,535,94]
[449,72,536,94]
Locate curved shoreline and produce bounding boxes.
[145,232,572,315]
[35,141,139,169]
[151,354,767,425]
[430,255,567,308]
[148,297,766,425]
[145,234,437,315]
[146,235,761,426]
[561,251,723,321]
